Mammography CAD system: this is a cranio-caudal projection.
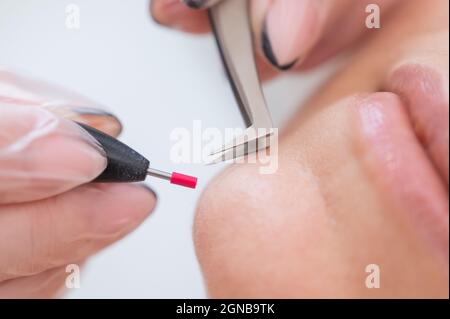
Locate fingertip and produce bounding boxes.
[150,0,210,33]
[138,183,159,208]
[261,21,300,71]
[96,183,158,221]
[0,183,158,280]
[0,105,108,204]
[66,183,158,239]
[259,0,324,71]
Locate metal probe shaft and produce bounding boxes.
[147,168,171,180]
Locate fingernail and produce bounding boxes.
[0,104,107,203]
[262,21,298,71]
[183,0,221,9]
[262,0,319,70]
[0,69,123,137]
[151,0,186,25]
[183,0,206,9]
[139,183,158,202]
[51,105,123,137]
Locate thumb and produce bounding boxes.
[0,102,107,204]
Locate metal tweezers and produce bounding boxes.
[207,0,274,164]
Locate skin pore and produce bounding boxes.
[193,0,449,298]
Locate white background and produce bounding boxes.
[0,0,331,298]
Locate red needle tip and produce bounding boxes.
[170,172,198,189]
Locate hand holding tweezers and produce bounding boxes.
[207,0,274,164]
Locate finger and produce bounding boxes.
[254,0,373,71]
[0,69,122,137]
[250,0,396,71]
[384,31,449,185]
[150,0,278,81]
[150,0,352,69]
[299,0,400,70]
[0,266,67,298]
[0,261,85,298]
[0,103,107,204]
[151,0,401,73]
[150,0,210,33]
[0,183,156,282]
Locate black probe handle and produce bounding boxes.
[77,123,149,183]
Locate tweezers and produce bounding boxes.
[207,0,274,164]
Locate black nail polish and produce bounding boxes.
[183,0,206,9]
[261,21,297,71]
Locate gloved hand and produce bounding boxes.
[0,70,156,298]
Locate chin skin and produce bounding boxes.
[193,93,449,298]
